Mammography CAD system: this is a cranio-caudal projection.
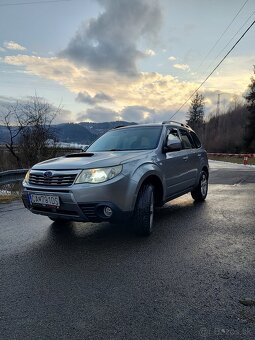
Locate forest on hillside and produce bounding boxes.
[187,69,255,153]
[198,105,249,153]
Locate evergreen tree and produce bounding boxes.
[244,67,255,152]
[186,92,205,130]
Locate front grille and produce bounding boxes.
[29,173,77,186]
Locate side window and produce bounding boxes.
[190,131,202,148]
[167,128,180,142]
[179,129,195,149]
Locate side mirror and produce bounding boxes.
[164,135,182,152]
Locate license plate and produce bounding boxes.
[29,194,60,207]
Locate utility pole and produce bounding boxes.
[216,93,220,116]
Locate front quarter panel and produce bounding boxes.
[124,162,165,211]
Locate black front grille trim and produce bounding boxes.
[32,206,79,216]
[79,204,100,221]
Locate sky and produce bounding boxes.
[0,0,254,123]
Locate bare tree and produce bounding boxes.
[19,95,61,166]
[1,95,60,168]
[1,103,27,168]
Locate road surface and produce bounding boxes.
[0,161,255,339]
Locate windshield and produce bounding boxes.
[87,126,162,152]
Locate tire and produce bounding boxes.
[191,170,208,202]
[133,184,154,236]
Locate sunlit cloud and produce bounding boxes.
[3,41,26,51]
[4,54,198,120]
[3,53,252,123]
[168,56,176,61]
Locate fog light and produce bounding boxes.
[103,206,112,217]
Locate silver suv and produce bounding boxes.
[22,121,209,236]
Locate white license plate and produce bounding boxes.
[30,194,60,207]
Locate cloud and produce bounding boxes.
[121,105,155,122]
[145,49,156,56]
[4,55,199,113]
[3,41,26,51]
[0,47,5,52]
[60,0,162,76]
[168,56,176,61]
[4,53,251,123]
[173,63,190,71]
[76,91,113,105]
[0,94,73,124]
[78,105,167,123]
[77,106,119,122]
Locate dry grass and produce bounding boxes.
[0,182,22,204]
[0,194,21,204]
[209,155,255,165]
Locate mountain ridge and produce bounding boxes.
[0,121,137,144]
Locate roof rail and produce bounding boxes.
[162,120,191,129]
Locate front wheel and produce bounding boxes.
[191,170,208,202]
[133,184,154,236]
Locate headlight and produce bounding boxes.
[75,165,122,184]
[23,170,30,184]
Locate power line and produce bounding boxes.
[170,19,255,120]
[202,8,255,77]
[196,0,249,71]
[0,0,76,7]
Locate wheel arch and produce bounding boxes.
[134,174,164,208]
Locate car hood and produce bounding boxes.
[32,150,152,170]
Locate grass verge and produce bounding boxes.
[0,194,21,204]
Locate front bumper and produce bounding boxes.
[22,174,134,222]
[22,192,131,222]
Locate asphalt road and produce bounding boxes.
[0,161,255,339]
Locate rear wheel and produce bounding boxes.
[133,184,154,236]
[191,170,208,202]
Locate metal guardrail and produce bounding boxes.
[0,169,28,185]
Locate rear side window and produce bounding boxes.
[179,129,195,149]
[190,131,202,148]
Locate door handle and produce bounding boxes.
[183,156,188,160]
[197,153,201,157]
